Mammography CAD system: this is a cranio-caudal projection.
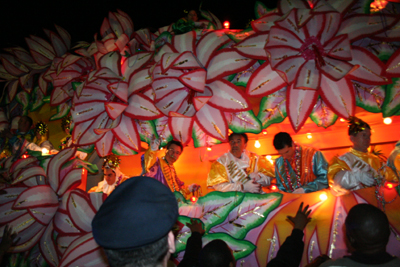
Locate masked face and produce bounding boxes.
[350,128,371,152]
[277,143,295,160]
[229,135,246,158]
[104,168,116,185]
[165,144,182,164]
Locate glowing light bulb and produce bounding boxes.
[223,21,230,29]
[307,133,312,139]
[385,182,394,189]
[42,148,49,155]
[160,147,164,150]
[22,154,28,159]
[266,155,272,160]
[262,130,268,135]
[383,117,392,125]
[270,185,277,191]
[340,118,345,122]
[254,140,261,148]
[207,146,212,151]
[190,196,197,203]
[319,192,328,201]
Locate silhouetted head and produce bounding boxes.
[345,204,390,254]
[198,239,234,267]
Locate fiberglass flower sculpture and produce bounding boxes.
[72,50,160,157]
[151,30,256,144]
[239,0,398,131]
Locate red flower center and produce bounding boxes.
[300,36,325,67]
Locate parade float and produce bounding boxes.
[1,0,400,266]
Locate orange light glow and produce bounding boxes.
[370,0,389,12]
[190,196,198,203]
[223,21,230,29]
[22,155,28,159]
[262,130,268,135]
[319,192,328,201]
[340,118,345,122]
[385,182,394,189]
[307,133,312,139]
[270,185,277,191]
[254,140,261,148]
[308,0,314,9]
[383,117,392,125]
[207,146,212,151]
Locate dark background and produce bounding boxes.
[0,0,278,50]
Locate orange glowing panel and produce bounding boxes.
[223,21,230,29]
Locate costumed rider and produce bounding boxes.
[59,115,87,160]
[207,133,274,193]
[0,116,34,157]
[141,136,192,198]
[172,9,206,35]
[88,154,128,195]
[328,117,398,196]
[387,140,400,179]
[29,121,59,154]
[273,132,329,193]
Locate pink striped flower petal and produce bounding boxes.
[13,185,58,210]
[195,105,228,141]
[294,60,321,90]
[206,49,256,83]
[59,233,108,267]
[156,89,189,116]
[234,33,269,60]
[251,13,281,33]
[152,77,185,100]
[386,49,400,77]
[112,114,141,151]
[0,202,27,224]
[207,80,250,112]
[58,169,85,196]
[128,68,152,96]
[347,46,389,85]
[53,210,81,235]
[28,205,59,226]
[47,148,77,192]
[320,57,355,81]
[107,81,128,102]
[168,113,194,146]
[125,94,162,120]
[172,30,196,53]
[320,75,355,118]
[179,69,206,92]
[287,84,318,131]
[12,166,46,185]
[246,62,286,97]
[67,190,96,233]
[95,130,115,157]
[39,221,59,267]
[196,30,230,67]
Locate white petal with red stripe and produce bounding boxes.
[287,85,318,131]
[195,105,228,141]
[295,60,321,90]
[246,62,286,97]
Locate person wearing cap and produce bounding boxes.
[273,132,329,193]
[328,117,398,196]
[92,176,178,267]
[207,133,274,193]
[141,137,191,198]
[88,154,128,195]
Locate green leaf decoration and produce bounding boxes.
[353,81,385,113]
[226,28,255,43]
[174,191,187,205]
[75,159,99,174]
[192,121,222,148]
[179,191,245,232]
[155,31,172,49]
[254,1,269,19]
[135,119,157,143]
[31,86,45,111]
[230,61,260,87]
[257,88,287,129]
[209,192,282,239]
[203,232,256,260]
[15,91,30,115]
[77,144,95,154]
[112,140,138,156]
[43,95,50,103]
[50,102,71,121]
[227,110,262,134]
[382,78,400,117]
[310,98,338,128]
[175,216,204,254]
[154,116,173,147]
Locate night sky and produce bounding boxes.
[0,0,278,50]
